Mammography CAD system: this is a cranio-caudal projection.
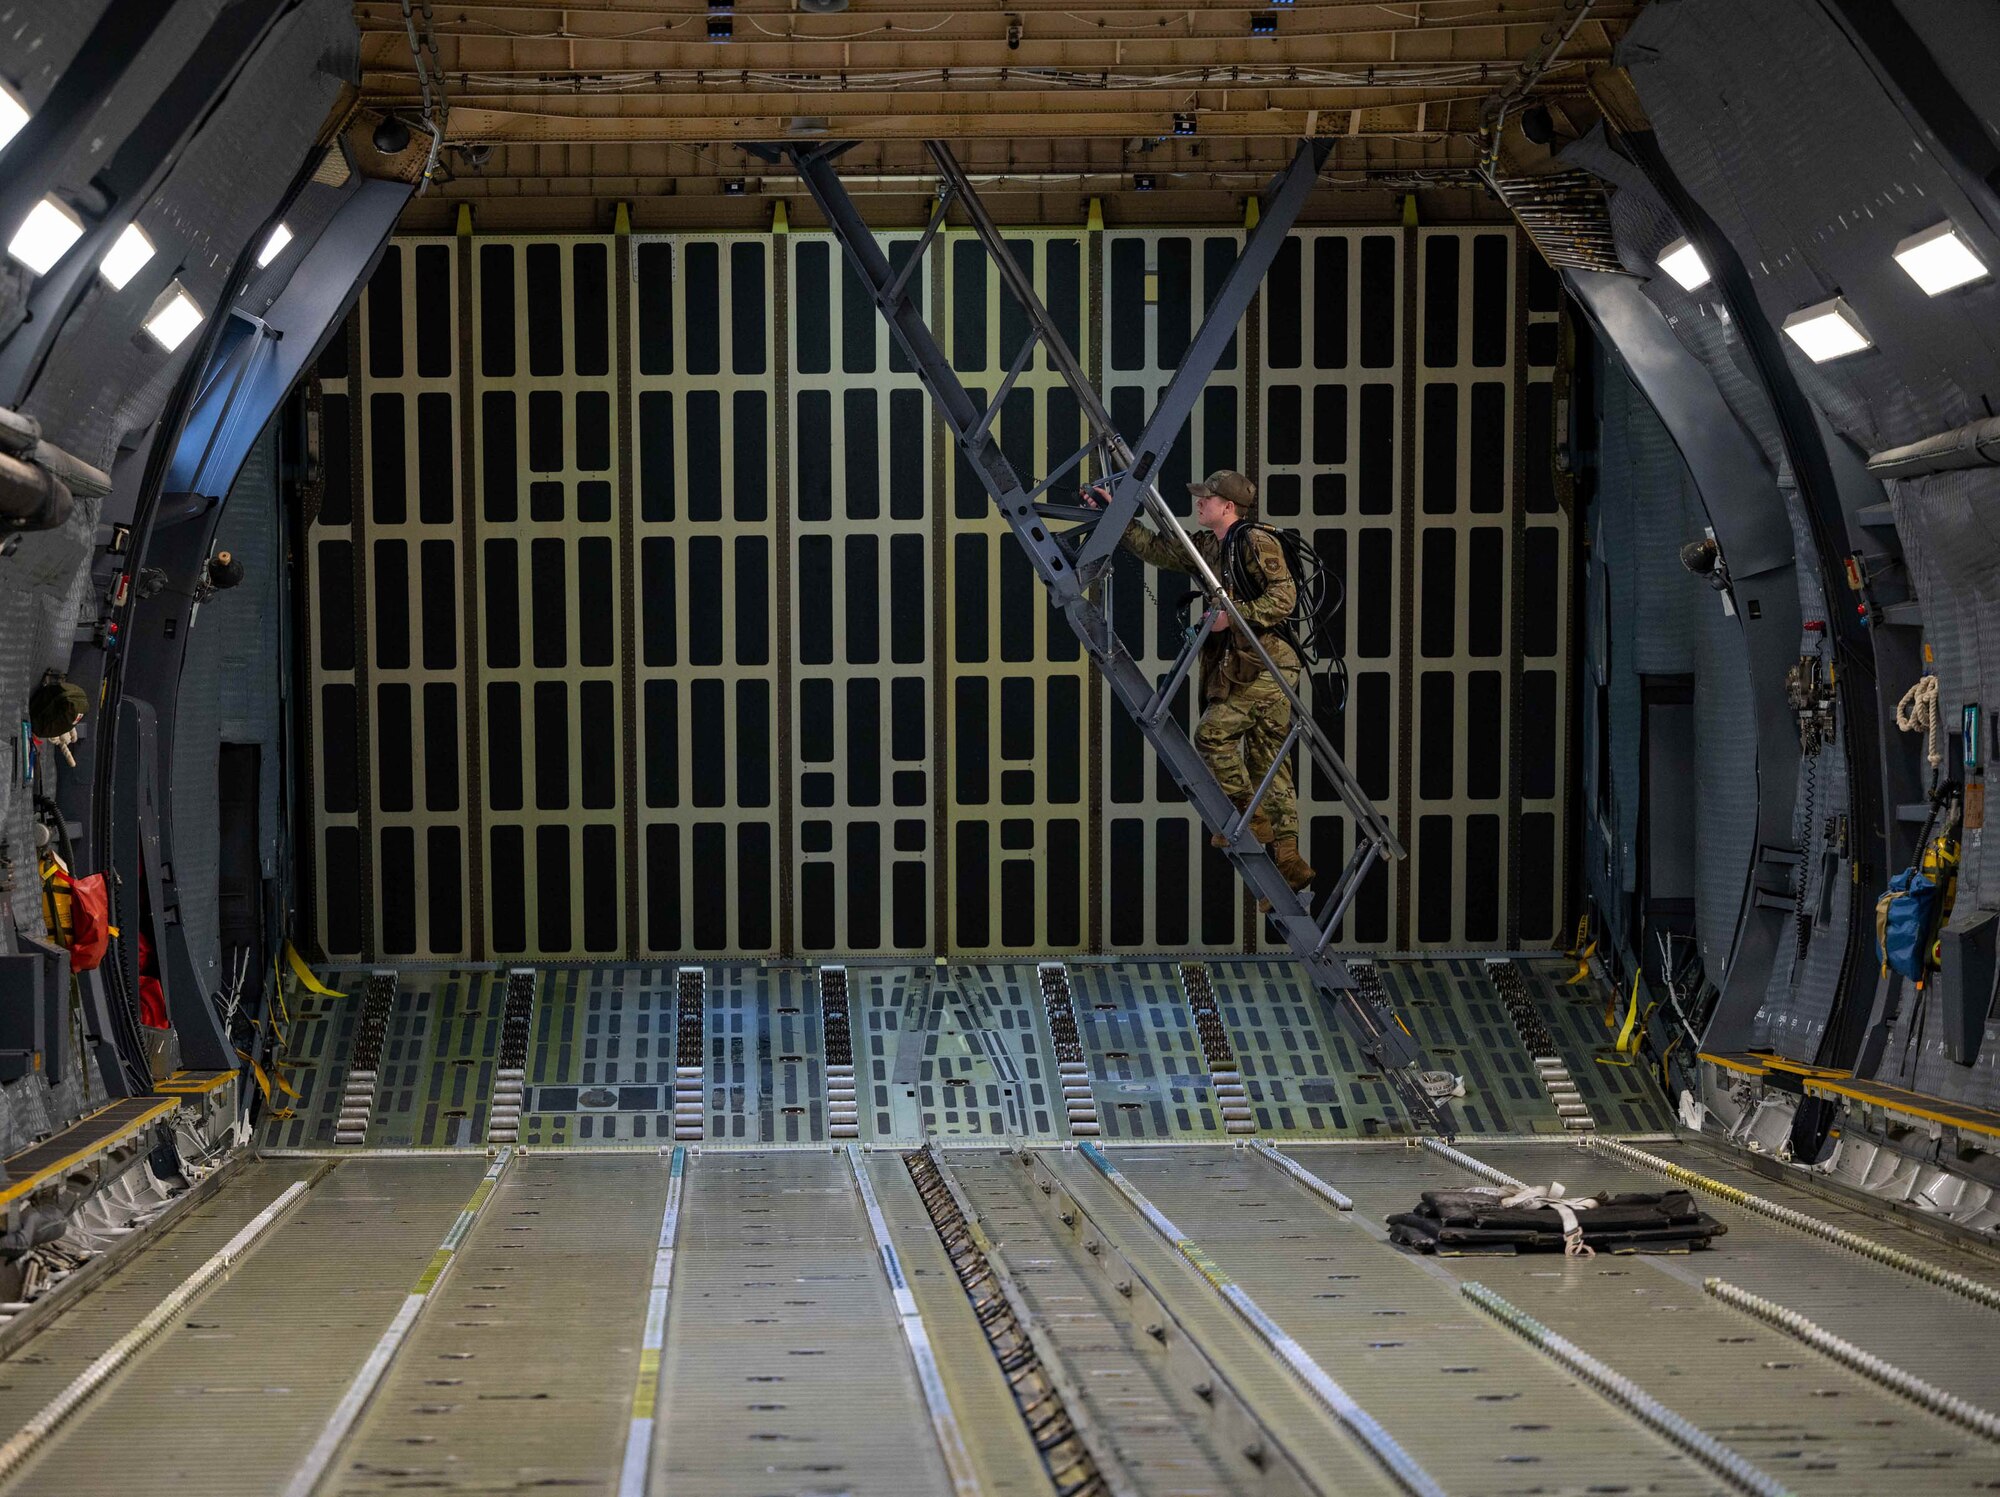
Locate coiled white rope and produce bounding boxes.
[1897,674,1942,769]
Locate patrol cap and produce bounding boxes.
[1189,468,1256,513]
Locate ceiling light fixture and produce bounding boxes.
[256,222,294,267]
[707,16,732,39]
[1781,295,1871,363]
[1893,220,1989,296]
[1173,112,1197,137]
[0,81,27,154]
[1249,12,1277,35]
[1656,236,1711,291]
[143,280,204,352]
[6,195,85,274]
[97,222,155,289]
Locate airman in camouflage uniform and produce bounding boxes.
[1089,469,1315,902]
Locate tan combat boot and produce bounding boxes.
[1210,795,1275,849]
[1270,836,1314,891]
[1259,835,1316,913]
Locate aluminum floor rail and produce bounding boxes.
[845,1145,981,1495]
[0,1172,320,1485]
[762,135,1452,1136]
[947,1148,1354,1493]
[651,1151,960,1495]
[281,1150,514,1497]
[619,1148,688,1497]
[904,1147,1126,1495]
[1072,1142,1446,1497]
[1462,1281,1794,1497]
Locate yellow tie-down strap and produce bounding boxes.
[284,941,348,998]
[235,1050,301,1103]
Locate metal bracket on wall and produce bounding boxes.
[758,137,1450,1135]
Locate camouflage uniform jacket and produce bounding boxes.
[1119,518,1300,701]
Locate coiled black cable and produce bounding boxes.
[1225,521,1349,710]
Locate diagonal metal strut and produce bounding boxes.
[924,138,1398,859]
[762,137,1451,1135]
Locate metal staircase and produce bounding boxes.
[760,137,1454,1134]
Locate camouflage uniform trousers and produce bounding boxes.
[1193,664,1300,841]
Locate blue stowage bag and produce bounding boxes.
[1876,867,1938,981]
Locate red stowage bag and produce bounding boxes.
[136,928,168,1029]
[67,872,110,973]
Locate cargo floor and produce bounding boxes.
[4,1139,1996,1495]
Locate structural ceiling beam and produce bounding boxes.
[441,97,1494,144]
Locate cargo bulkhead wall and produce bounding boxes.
[303,226,1569,962]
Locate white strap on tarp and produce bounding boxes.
[1469,1181,1602,1257]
